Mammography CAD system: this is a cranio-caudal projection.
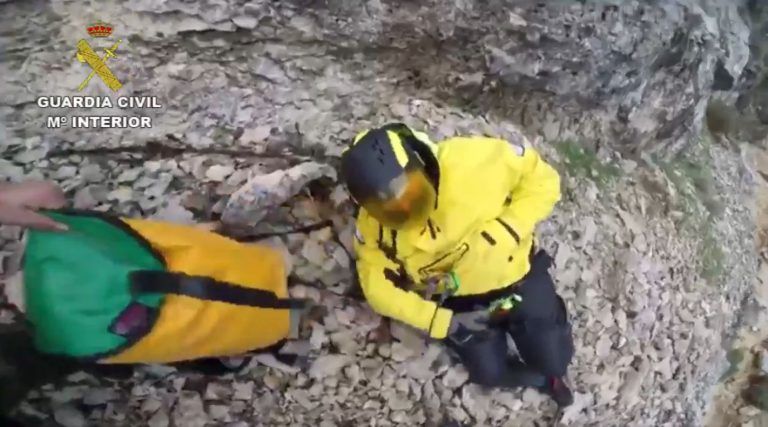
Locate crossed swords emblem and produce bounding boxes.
[76,39,123,92]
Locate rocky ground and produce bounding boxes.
[701,143,768,427]
[2,0,767,426]
[0,100,761,426]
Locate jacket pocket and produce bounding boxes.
[478,218,521,264]
[480,231,496,245]
[494,218,520,245]
[417,243,470,281]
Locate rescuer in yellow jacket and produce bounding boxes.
[340,123,574,407]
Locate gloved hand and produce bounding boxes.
[447,309,490,336]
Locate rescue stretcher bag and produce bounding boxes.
[22,210,301,364]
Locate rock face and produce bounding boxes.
[0,0,754,158]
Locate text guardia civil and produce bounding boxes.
[37,96,162,129]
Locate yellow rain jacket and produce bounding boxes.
[353,135,561,339]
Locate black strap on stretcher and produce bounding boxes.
[129,271,306,309]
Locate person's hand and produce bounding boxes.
[0,181,68,231]
[447,309,490,335]
[446,309,491,345]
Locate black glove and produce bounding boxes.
[448,309,490,333]
[446,309,490,345]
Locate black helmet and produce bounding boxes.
[340,123,439,230]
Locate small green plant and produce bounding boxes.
[700,231,726,284]
[554,140,621,186]
[720,348,745,382]
[211,127,234,144]
[659,137,725,285]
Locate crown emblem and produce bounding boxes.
[86,22,113,38]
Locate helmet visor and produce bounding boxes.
[361,168,436,230]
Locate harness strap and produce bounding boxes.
[129,271,305,309]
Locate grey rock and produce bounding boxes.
[226,169,249,187]
[620,358,651,407]
[204,382,232,400]
[330,330,362,355]
[54,165,78,179]
[230,401,247,414]
[263,374,281,390]
[288,389,317,411]
[461,384,490,423]
[148,409,170,427]
[240,125,272,142]
[405,344,442,382]
[344,363,362,385]
[141,398,163,414]
[252,352,300,374]
[301,237,327,267]
[50,386,89,404]
[172,391,206,427]
[493,391,522,410]
[387,392,413,411]
[13,148,46,164]
[521,388,546,406]
[104,402,128,422]
[377,344,392,359]
[145,175,173,198]
[253,391,277,413]
[309,354,353,379]
[560,392,595,425]
[107,187,134,203]
[442,365,469,389]
[131,383,152,397]
[233,381,254,401]
[73,186,102,209]
[390,322,427,354]
[222,162,336,227]
[65,371,94,383]
[139,364,178,378]
[395,378,410,394]
[83,388,120,406]
[208,404,231,422]
[596,334,613,359]
[390,410,408,424]
[53,404,87,427]
[758,349,768,376]
[390,342,416,362]
[80,164,104,182]
[205,164,235,182]
[172,377,187,392]
[574,217,598,248]
[117,167,143,183]
[151,198,195,224]
[0,159,24,181]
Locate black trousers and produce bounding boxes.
[445,250,574,388]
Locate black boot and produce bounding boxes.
[542,376,574,407]
[505,357,547,388]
